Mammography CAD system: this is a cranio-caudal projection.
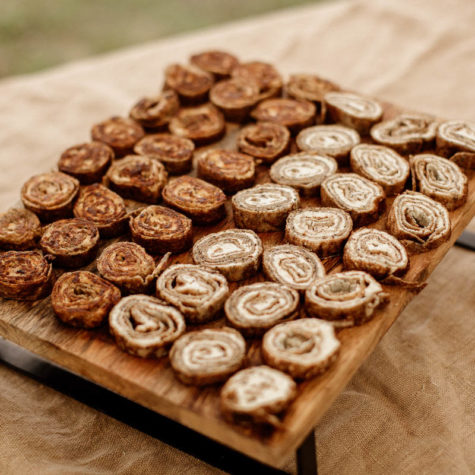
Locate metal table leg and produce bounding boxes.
[297,430,318,475]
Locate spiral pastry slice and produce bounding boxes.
[220,366,297,427]
[164,63,214,105]
[58,141,114,184]
[0,208,41,250]
[321,173,385,226]
[343,228,408,279]
[251,98,316,135]
[286,74,340,123]
[386,191,451,252]
[263,244,325,292]
[52,271,121,329]
[0,250,53,300]
[73,184,127,238]
[192,229,262,281]
[436,119,475,169]
[91,116,145,157]
[232,184,300,232]
[285,208,352,257]
[169,104,225,146]
[225,282,299,336]
[262,319,340,379]
[170,328,246,385]
[130,205,192,254]
[370,114,438,154]
[197,149,255,194]
[324,92,383,135]
[109,295,186,358]
[350,144,410,196]
[97,241,157,294]
[129,90,179,130]
[40,218,100,268]
[103,154,168,203]
[270,152,337,196]
[305,271,388,326]
[156,264,229,323]
[410,154,468,210]
[134,133,194,175]
[162,176,226,225]
[21,171,80,222]
[210,78,259,122]
[296,125,360,164]
[237,122,290,164]
[190,50,239,80]
[231,61,283,102]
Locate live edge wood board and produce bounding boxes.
[0,100,474,470]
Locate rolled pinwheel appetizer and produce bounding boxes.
[262,319,340,379]
[192,228,263,281]
[190,50,239,80]
[129,90,179,130]
[436,119,475,169]
[0,208,41,250]
[164,63,213,105]
[109,294,186,358]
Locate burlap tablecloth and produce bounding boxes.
[0,0,474,473]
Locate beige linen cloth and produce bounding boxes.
[0,0,474,473]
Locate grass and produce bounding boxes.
[0,0,319,78]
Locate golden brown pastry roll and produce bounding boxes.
[0,208,41,250]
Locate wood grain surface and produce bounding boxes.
[0,101,474,469]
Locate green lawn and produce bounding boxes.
[0,0,320,78]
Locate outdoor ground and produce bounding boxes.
[0,0,323,78]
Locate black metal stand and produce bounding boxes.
[0,337,317,475]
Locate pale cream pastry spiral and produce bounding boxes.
[436,119,475,169]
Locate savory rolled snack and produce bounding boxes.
[164,63,214,105]
[320,173,385,226]
[324,92,383,135]
[39,218,100,268]
[129,90,179,130]
[285,207,353,257]
[190,50,239,80]
[286,73,340,123]
[109,294,186,358]
[231,61,283,102]
[73,184,128,238]
[197,149,255,194]
[134,133,194,175]
[51,271,121,329]
[170,328,246,385]
[236,122,290,164]
[296,125,360,164]
[21,171,80,222]
[91,116,145,157]
[156,264,229,323]
[0,250,53,300]
[262,319,340,379]
[250,98,315,135]
[97,241,157,294]
[269,152,337,196]
[220,366,297,427]
[209,78,259,122]
[370,114,438,154]
[350,144,410,196]
[232,183,300,232]
[130,205,192,254]
[305,271,388,326]
[169,103,225,146]
[58,141,114,184]
[410,153,468,210]
[162,176,226,225]
[386,191,451,252]
[192,228,263,281]
[0,208,41,250]
[436,119,475,169]
[263,244,325,292]
[103,154,168,203]
[343,228,409,279]
[225,282,299,336]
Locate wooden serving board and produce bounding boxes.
[0,101,474,470]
